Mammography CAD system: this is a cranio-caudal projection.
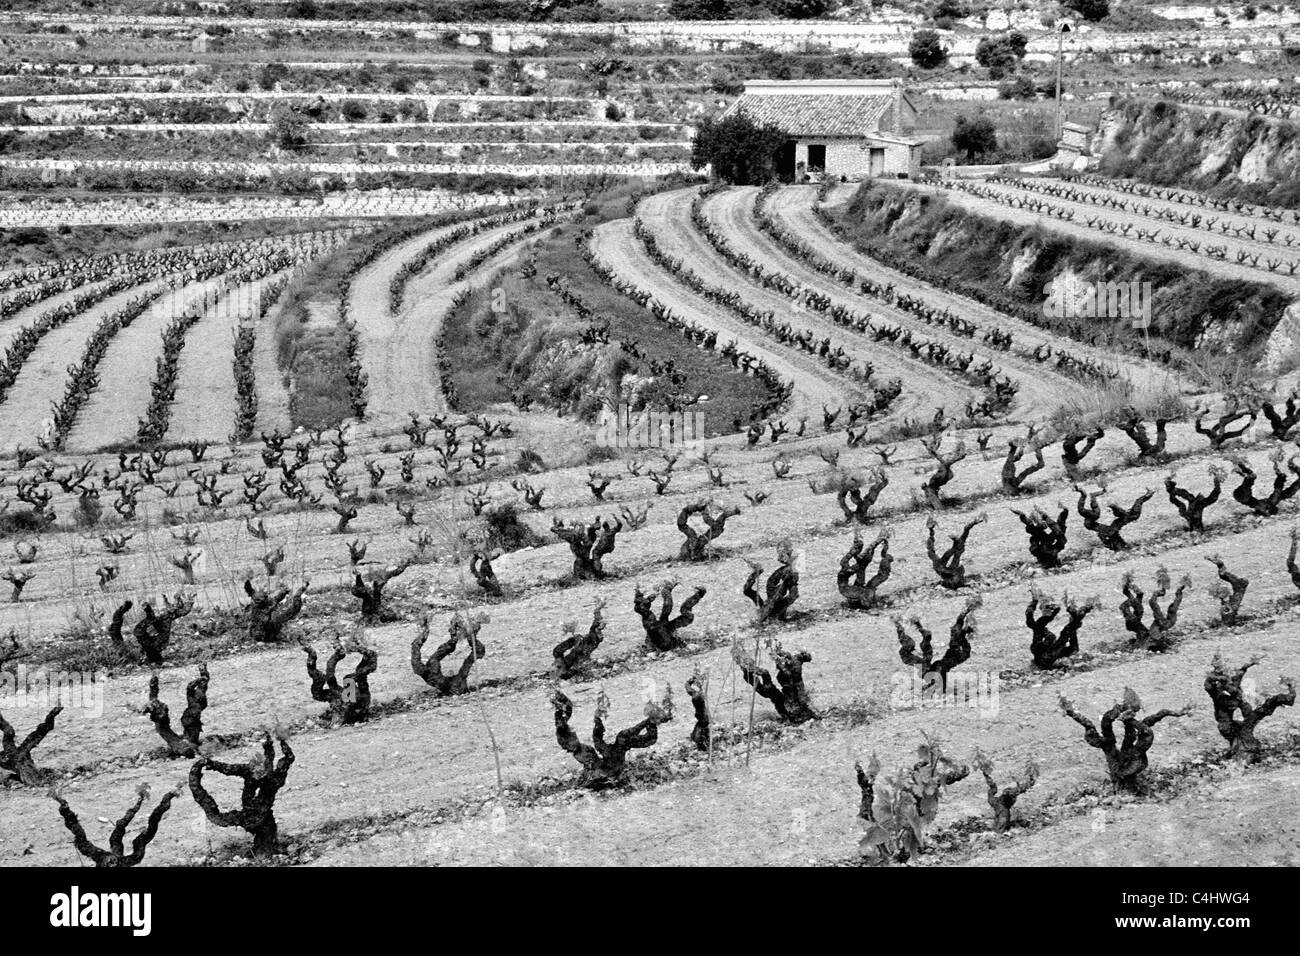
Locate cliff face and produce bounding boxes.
[837,184,1291,358]
[1092,100,1300,208]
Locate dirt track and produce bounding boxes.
[362,225,545,426]
[67,275,234,451]
[251,287,294,436]
[168,274,286,444]
[0,277,172,451]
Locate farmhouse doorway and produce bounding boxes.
[807,144,826,173]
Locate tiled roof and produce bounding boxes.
[727,93,894,137]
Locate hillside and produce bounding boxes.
[829,180,1294,358]
[1095,99,1300,209]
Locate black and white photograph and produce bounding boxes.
[0,0,1290,924]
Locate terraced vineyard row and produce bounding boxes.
[925,177,1300,294]
[764,186,1176,385]
[0,230,356,452]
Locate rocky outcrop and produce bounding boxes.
[838,183,1292,355]
[1093,100,1300,208]
[1263,302,1300,372]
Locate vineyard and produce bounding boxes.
[1,2,1299,880]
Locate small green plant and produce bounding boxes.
[855,738,969,864]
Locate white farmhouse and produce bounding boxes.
[722,78,922,181]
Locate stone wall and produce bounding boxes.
[793,137,916,181]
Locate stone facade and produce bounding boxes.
[792,136,921,180]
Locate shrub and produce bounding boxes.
[552,515,622,580]
[838,532,892,609]
[1013,504,1069,567]
[1064,0,1110,21]
[691,113,788,185]
[1075,485,1153,551]
[1205,555,1248,625]
[925,514,986,589]
[411,613,488,696]
[552,686,673,788]
[304,637,378,725]
[0,704,61,785]
[51,785,180,867]
[1000,435,1045,493]
[189,733,294,859]
[677,500,740,561]
[1119,567,1191,651]
[894,597,980,694]
[836,468,889,523]
[351,561,409,623]
[769,0,839,16]
[951,115,998,163]
[909,30,948,70]
[143,665,209,757]
[258,62,288,91]
[245,579,308,643]
[742,539,800,623]
[132,594,195,665]
[1229,451,1300,516]
[1026,590,1097,669]
[976,33,1027,80]
[1059,688,1188,791]
[973,750,1038,832]
[1165,467,1223,532]
[1204,653,1295,760]
[553,600,605,678]
[998,75,1038,100]
[271,107,311,152]
[733,639,818,723]
[634,581,706,651]
[484,502,545,553]
[515,448,546,472]
[669,0,734,19]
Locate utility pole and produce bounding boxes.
[1056,20,1072,141]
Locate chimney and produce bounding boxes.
[892,78,903,134]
